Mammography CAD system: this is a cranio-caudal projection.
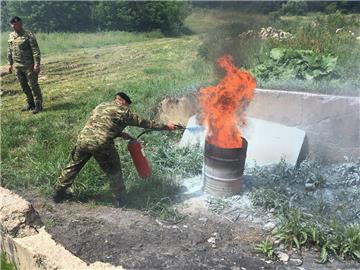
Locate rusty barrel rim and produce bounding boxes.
[203,138,248,197]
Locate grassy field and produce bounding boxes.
[0,30,164,65]
[1,32,210,216]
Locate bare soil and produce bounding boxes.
[20,191,359,270]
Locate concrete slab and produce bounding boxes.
[0,187,123,270]
[179,115,306,167]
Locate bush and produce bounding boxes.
[325,2,339,14]
[252,48,338,81]
[280,0,308,16]
[1,1,191,36]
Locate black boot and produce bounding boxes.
[33,101,43,114]
[21,102,35,112]
[53,189,73,203]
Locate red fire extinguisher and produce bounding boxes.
[127,130,152,179]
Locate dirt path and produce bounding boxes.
[21,191,359,270]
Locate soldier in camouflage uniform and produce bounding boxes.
[53,92,176,207]
[7,16,43,114]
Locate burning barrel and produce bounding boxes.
[203,138,248,197]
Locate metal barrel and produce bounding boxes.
[203,138,248,197]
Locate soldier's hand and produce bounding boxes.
[167,122,176,131]
[8,65,13,74]
[33,64,40,74]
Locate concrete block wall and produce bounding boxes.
[158,89,360,162]
[247,89,360,162]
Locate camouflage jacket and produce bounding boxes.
[7,29,41,68]
[78,101,168,148]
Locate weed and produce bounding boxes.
[250,188,286,211]
[206,197,231,214]
[1,253,16,270]
[255,238,276,259]
[274,209,309,250]
[249,159,360,262]
[45,218,57,229]
[146,197,184,223]
[195,9,360,95]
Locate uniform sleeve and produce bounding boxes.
[7,38,13,65]
[123,109,169,130]
[28,32,41,65]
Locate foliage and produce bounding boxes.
[255,238,276,259]
[2,1,92,32]
[250,188,287,211]
[195,8,359,95]
[206,197,231,214]
[146,197,184,223]
[1,253,16,270]
[272,210,360,263]
[252,48,338,81]
[1,1,190,36]
[249,159,360,262]
[279,0,308,16]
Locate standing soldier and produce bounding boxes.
[7,16,43,113]
[53,92,177,207]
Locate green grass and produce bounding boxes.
[1,253,16,270]
[1,32,209,220]
[1,30,164,65]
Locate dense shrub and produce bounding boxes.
[252,48,338,81]
[1,1,190,36]
[198,11,359,94]
[280,0,308,16]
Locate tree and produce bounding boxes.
[2,1,92,32]
[1,1,190,35]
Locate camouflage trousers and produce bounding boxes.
[15,66,42,105]
[56,142,125,199]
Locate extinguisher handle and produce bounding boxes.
[136,129,153,139]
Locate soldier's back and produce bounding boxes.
[78,102,128,148]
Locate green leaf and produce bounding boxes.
[320,246,329,263]
[353,250,360,259]
[293,236,300,249]
[270,48,285,60]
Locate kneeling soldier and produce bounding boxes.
[53,92,176,207]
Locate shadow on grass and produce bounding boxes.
[72,175,183,222]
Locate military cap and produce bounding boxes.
[10,16,22,23]
[115,92,132,104]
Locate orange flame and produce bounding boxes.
[198,55,256,148]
